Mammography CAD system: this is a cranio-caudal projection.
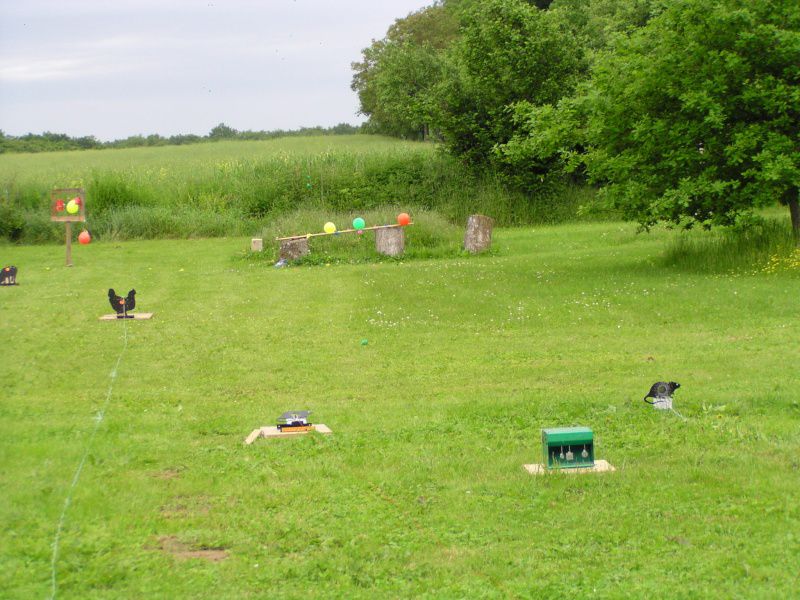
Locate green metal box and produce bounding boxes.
[542,427,595,469]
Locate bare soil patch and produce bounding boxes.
[157,536,228,562]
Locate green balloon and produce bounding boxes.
[352,217,365,230]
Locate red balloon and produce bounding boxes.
[397,212,411,226]
[74,197,83,207]
[78,230,91,245]
[55,200,65,212]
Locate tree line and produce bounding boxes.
[352,0,799,238]
[0,122,360,155]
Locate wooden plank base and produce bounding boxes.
[523,459,616,475]
[244,424,332,444]
[99,312,154,321]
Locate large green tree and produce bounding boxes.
[434,0,585,166]
[549,0,656,51]
[497,0,659,177]
[351,3,458,138]
[350,0,582,148]
[352,40,445,139]
[506,0,800,236]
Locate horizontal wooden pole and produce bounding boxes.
[51,215,87,223]
[276,222,413,241]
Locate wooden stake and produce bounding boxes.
[65,222,73,267]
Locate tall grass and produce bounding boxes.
[0,136,593,243]
[661,218,797,274]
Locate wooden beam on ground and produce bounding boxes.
[523,460,616,475]
[244,424,333,444]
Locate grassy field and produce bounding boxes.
[1,222,798,599]
[1,136,583,243]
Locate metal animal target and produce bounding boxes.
[1,265,17,285]
[108,288,136,318]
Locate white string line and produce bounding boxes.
[49,319,128,600]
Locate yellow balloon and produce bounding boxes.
[66,200,79,214]
[323,222,336,234]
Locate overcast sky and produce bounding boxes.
[0,0,428,141]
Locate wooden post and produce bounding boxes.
[375,227,405,257]
[279,238,310,261]
[463,214,494,254]
[65,222,73,267]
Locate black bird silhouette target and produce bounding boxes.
[643,381,680,404]
[108,288,136,318]
[0,266,17,285]
[642,381,682,416]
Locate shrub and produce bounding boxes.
[0,205,26,242]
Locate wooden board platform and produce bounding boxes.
[523,459,616,475]
[99,312,154,321]
[245,424,332,444]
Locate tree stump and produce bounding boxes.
[463,214,494,253]
[279,238,309,261]
[251,238,263,252]
[375,227,405,257]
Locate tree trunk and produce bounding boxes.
[789,195,800,246]
[463,214,494,254]
[279,238,310,261]
[375,227,405,257]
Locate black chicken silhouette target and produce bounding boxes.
[108,288,136,319]
[100,288,152,321]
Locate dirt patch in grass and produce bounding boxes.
[152,468,183,480]
[159,495,211,519]
[156,536,228,562]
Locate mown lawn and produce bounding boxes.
[1,222,798,599]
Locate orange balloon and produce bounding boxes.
[397,212,411,226]
[78,230,91,245]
